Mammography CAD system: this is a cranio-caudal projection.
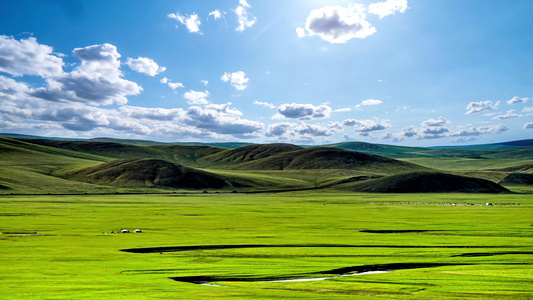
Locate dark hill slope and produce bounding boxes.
[60,158,241,189]
[20,139,223,166]
[499,173,533,185]
[342,172,509,193]
[198,143,303,166]
[234,147,429,174]
[491,163,533,173]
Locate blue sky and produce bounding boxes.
[0,0,531,146]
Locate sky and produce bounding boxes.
[0,0,531,146]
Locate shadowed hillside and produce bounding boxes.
[491,163,533,173]
[499,173,533,185]
[233,147,429,174]
[341,172,510,193]
[198,143,303,166]
[60,158,245,189]
[21,139,223,166]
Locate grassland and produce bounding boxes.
[0,191,531,299]
[0,136,532,298]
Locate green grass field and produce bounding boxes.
[1,191,531,299]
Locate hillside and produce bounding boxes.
[20,139,223,166]
[198,143,303,167]
[499,173,533,186]
[232,147,429,174]
[60,158,245,189]
[491,163,533,173]
[339,172,510,193]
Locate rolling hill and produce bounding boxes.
[59,158,246,189]
[339,172,510,193]
[231,147,429,174]
[197,143,303,167]
[1,134,531,194]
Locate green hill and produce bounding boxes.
[491,163,533,173]
[498,173,533,185]
[21,139,223,166]
[59,158,246,190]
[198,143,303,167]
[232,147,429,174]
[339,172,510,193]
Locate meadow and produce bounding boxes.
[1,191,531,299]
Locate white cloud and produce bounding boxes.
[356,99,383,108]
[31,43,142,106]
[294,123,333,136]
[451,124,508,137]
[125,57,166,76]
[493,110,521,120]
[296,27,306,38]
[401,126,417,137]
[208,10,222,20]
[168,12,202,34]
[523,107,533,114]
[200,79,209,86]
[421,116,448,127]
[0,35,64,78]
[277,103,332,120]
[265,122,292,138]
[368,0,409,19]
[221,71,249,90]
[253,101,276,109]
[183,90,209,105]
[235,0,256,32]
[333,107,352,113]
[160,77,184,90]
[302,4,376,44]
[342,117,390,133]
[524,122,533,129]
[507,96,528,104]
[119,105,184,121]
[168,82,184,90]
[466,101,498,114]
[184,102,263,137]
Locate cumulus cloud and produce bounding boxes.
[125,57,166,76]
[300,4,376,44]
[507,96,528,104]
[524,122,533,129]
[160,77,184,90]
[523,107,533,114]
[421,116,448,127]
[493,110,521,120]
[184,102,263,137]
[31,43,142,106]
[355,99,383,108]
[265,122,292,138]
[168,12,202,34]
[0,35,64,78]
[401,126,417,137]
[221,71,249,90]
[368,0,409,19]
[183,90,209,105]
[342,117,390,133]
[208,10,222,20]
[119,105,184,121]
[253,101,276,109]
[200,79,209,86]
[235,0,256,32]
[296,27,306,38]
[466,101,498,114]
[277,103,332,120]
[294,123,332,136]
[451,125,508,137]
